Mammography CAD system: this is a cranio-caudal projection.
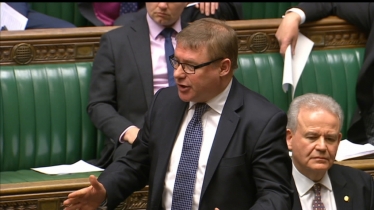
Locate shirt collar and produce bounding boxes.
[146,13,182,39]
[292,163,333,197]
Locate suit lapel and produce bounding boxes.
[127,15,154,106]
[291,178,303,210]
[329,165,352,210]
[200,78,241,197]
[150,93,188,207]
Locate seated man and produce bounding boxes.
[78,2,240,26]
[286,93,374,210]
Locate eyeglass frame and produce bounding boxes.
[169,55,224,74]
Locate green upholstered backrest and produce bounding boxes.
[0,62,104,172]
[241,2,299,19]
[30,2,92,27]
[235,48,365,139]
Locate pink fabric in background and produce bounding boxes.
[93,2,121,26]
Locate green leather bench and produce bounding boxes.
[0,17,373,210]
[235,49,364,139]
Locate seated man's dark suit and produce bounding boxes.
[87,9,187,168]
[292,164,374,210]
[98,78,294,210]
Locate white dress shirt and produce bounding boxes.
[292,163,337,210]
[162,79,233,210]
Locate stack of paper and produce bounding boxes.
[0,2,28,31]
[335,139,374,161]
[31,160,104,175]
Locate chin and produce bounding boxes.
[310,164,330,171]
[177,92,191,102]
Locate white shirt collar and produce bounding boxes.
[292,162,333,197]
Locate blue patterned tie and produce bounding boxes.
[171,103,209,210]
[312,183,325,210]
[119,2,138,14]
[160,28,176,86]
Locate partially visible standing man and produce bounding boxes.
[286,93,374,210]
[275,3,374,145]
[63,18,293,210]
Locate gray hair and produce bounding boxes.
[287,93,344,132]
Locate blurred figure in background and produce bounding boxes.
[6,2,76,29]
[276,3,374,145]
[78,2,241,27]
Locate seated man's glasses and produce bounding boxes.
[169,55,223,74]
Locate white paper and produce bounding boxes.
[335,139,374,161]
[31,160,104,175]
[0,2,28,31]
[282,33,314,98]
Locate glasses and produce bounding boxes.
[169,55,223,74]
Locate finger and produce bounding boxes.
[198,3,205,14]
[211,2,219,15]
[89,175,101,190]
[291,38,297,57]
[204,3,211,16]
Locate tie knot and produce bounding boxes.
[160,28,175,39]
[194,103,209,118]
[313,183,322,193]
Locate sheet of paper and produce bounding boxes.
[0,2,28,31]
[335,139,374,161]
[31,160,104,175]
[282,33,314,98]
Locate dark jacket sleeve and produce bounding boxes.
[298,2,373,32]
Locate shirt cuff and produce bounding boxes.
[119,125,136,143]
[285,8,306,25]
[98,198,107,209]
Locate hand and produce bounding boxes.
[63,175,106,210]
[123,126,140,144]
[275,12,301,57]
[195,2,219,16]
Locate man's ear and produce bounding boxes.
[286,129,293,150]
[219,58,231,76]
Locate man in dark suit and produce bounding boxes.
[275,3,374,145]
[286,93,374,210]
[86,3,190,169]
[78,2,240,27]
[63,18,293,210]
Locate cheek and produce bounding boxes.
[293,140,314,156]
[327,145,339,157]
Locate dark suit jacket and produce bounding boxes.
[98,78,294,210]
[292,164,374,210]
[87,10,187,168]
[297,2,374,144]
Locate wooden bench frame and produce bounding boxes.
[0,16,372,210]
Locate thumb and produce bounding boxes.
[89,175,101,190]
